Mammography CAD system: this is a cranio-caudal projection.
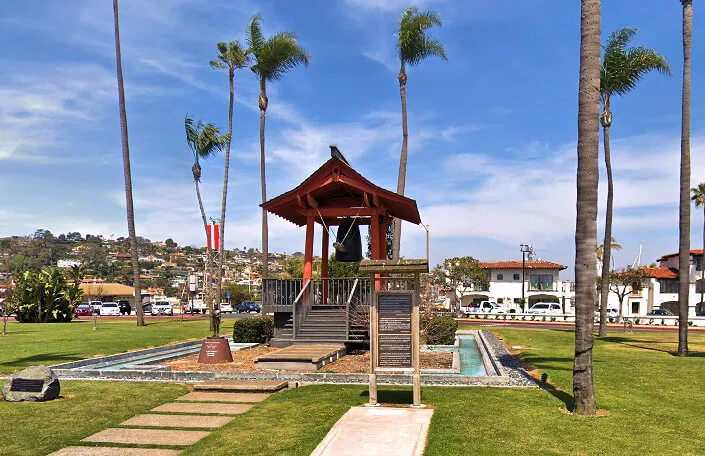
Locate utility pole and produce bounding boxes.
[520,243,533,312]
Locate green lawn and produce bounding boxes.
[0,381,188,456]
[3,326,705,455]
[0,319,212,374]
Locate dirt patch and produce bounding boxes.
[162,347,452,374]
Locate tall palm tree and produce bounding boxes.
[112,0,144,326]
[678,0,693,357]
[392,8,447,260]
[597,236,622,266]
[692,183,705,308]
[573,0,601,416]
[246,14,310,278]
[185,116,228,330]
[598,28,671,337]
[209,41,248,313]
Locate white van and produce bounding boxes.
[462,300,505,315]
[527,302,562,315]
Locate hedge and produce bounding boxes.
[233,316,274,344]
[421,314,458,345]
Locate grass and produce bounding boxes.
[0,319,212,374]
[3,325,705,455]
[0,381,188,456]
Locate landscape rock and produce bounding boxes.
[1,365,60,402]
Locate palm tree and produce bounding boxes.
[209,41,248,314]
[247,14,310,278]
[678,0,693,356]
[573,0,601,416]
[185,116,228,330]
[392,8,447,260]
[692,183,705,308]
[598,27,671,337]
[597,237,622,265]
[112,0,144,326]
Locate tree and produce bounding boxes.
[210,40,248,331]
[431,257,488,315]
[597,236,622,265]
[573,0,601,416]
[165,238,177,248]
[598,27,670,337]
[678,0,694,357]
[393,8,447,260]
[609,267,649,322]
[220,283,253,304]
[113,0,144,326]
[247,13,310,279]
[328,254,360,278]
[692,183,705,307]
[366,222,394,260]
[185,116,227,330]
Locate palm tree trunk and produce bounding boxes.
[194,177,212,325]
[393,63,409,260]
[215,68,235,332]
[259,78,269,278]
[599,100,613,337]
[573,0,600,416]
[678,0,693,356]
[113,0,143,327]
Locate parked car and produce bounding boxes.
[646,309,673,316]
[219,302,233,313]
[527,302,563,315]
[99,302,120,316]
[74,303,93,317]
[184,299,206,314]
[151,301,173,316]
[237,301,261,313]
[462,300,505,315]
[90,301,102,315]
[142,302,153,314]
[594,308,619,318]
[118,300,132,315]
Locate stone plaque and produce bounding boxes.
[197,337,233,364]
[378,294,412,335]
[378,334,412,368]
[9,378,44,393]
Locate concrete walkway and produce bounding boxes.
[48,381,282,456]
[311,406,434,456]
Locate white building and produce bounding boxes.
[454,260,574,313]
[606,250,704,317]
[57,259,83,268]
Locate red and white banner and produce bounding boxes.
[206,223,220,250]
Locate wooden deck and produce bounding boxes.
[254,344,347,371]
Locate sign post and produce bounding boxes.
[359,259,428,408]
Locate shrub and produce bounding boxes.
[233,317,274,344]
[421,314,458,345]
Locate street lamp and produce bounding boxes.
[520,243,533,311]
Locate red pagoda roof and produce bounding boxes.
[261,156,422,227]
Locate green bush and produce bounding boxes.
[233,317,274,344]
[421,314,458,345]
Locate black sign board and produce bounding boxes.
[10,378,44,393]
[377,293,413,369]
[378,294,412,335]
[378,334,412,367]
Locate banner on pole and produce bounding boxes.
[207,223,220,250]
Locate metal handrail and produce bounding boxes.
[292,280,311,339]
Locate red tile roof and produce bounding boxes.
[644,267,678,279]
[656,250,704,261]
[480,260,567,271]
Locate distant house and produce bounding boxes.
[57,259,83,268]
[169,253,187,265]
[452,260,573,312]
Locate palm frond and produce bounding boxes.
[185,115,226,163]
[601,27,671,97]
[210,40,248,71]
[250,29,309,81]
[692,183,705,206]
[397,8,446,66]
[247,14,265,53]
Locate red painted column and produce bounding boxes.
[379,217,387,260]
[303,215,315,280]
[370,210,381,291]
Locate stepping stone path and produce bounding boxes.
[48,380,285,456]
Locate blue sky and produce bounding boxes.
[0,0,703,278]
